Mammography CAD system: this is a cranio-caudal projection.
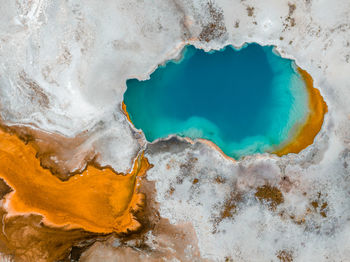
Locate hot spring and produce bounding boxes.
[123,43,326,158]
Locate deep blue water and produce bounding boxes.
[124,43,308,158]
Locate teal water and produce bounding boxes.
[124,43,308,158]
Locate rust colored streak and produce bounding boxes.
[0,127,152,234]
[274,67,328,156]
[122,101,132,123]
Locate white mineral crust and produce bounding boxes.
[1,0,350,261]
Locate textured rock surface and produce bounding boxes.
[0,0,350,261]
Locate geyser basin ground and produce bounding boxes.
[124,43,326,158]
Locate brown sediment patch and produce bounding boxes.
[255,185,284,210]
[212,192,242,233]
[219,193,241,220]
[214,175,226,184]
[192,178,199,184]
[288,205,327,226]
[0,209,100,262]
[310,193,328,218]
[246,6,255,17]
[273,67,328,156]
[198,1,226,43]
[0,127,152,234]
[277,250,294,262]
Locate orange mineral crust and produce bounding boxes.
[0,127,151,234]
[122,101,132,123]
[273,67,328,156]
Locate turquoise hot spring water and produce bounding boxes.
[123,43,309,158]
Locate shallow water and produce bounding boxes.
[124,43,308,158]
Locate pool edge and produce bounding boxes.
[272,67,328,156]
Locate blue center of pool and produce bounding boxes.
[124,43,308,158]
